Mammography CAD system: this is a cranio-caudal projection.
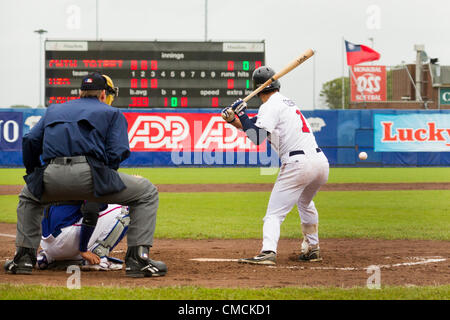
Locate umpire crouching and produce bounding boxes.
[4,72,167,278]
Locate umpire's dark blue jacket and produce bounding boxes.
[22,97,130,198]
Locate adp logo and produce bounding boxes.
[127,115,190,151]
[0,112,22,151]
[124,113,264,152]
[195,116,262,151]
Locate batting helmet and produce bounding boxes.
[252,66,280,94]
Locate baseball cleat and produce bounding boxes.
[238,251,276,265]
[125,246,167,278]
[4,247,37,275]
[298,246,322,262]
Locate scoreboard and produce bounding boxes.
[45,40,265,109]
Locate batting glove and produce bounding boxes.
[230,99,247,116]
[221,107,236,123]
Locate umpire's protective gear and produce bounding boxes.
[102,74,118,106]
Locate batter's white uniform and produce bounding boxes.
[254,92,329,253]
[40,204,126,265]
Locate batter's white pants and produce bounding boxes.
[40,205,125,262]
[261,150,329,253]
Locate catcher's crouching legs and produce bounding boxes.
[91,213,130,258]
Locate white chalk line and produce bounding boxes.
[0,233,15,238]
[191,258,240,262]
[190,256,447,271]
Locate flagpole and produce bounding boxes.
[341,37,345,109]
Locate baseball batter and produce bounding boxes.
[37,203,129,271]
[222,66,329,264]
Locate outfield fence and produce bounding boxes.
[0,108,449,167]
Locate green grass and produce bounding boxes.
[1,167,448,299]
[0,195,18,223]
[157,191,450,240]
[1,190,449,240]
[0,284,449,300]
[0,167,449,185]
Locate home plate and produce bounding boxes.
[190,258,239,262]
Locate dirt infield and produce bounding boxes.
[1,182,450,195]
[1,182,448,288]
[0,223,449,288]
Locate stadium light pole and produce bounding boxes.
[96,0,99,40]
[204,0,208,41]
[313,50,316,109]
[34,29,48,108]
[368,37,374,65]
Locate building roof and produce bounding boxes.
[429,64,450,87]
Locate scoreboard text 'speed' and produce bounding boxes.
[45,40,265,109]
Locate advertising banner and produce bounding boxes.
[350,65,387,102]
[0,112,23,151]
[374,113,450,152]
[123,112,265,152]
[439,87,450,106]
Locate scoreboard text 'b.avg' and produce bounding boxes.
[45,40,265,109]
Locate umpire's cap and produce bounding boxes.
[252,66,281,94]
[81,72,118,106]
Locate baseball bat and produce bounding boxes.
[242,48,315,103]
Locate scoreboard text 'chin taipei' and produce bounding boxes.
[45,40,265,109]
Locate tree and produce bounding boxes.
[319,76,350,109]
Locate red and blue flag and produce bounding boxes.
[345,40,380,65]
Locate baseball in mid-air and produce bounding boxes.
[359,152,368,160]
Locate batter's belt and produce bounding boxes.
[289,148,322,157]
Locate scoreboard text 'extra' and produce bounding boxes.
[45,41,265,109]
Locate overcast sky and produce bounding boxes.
[1,0,449,109]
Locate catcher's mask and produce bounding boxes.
[102,74,119,106]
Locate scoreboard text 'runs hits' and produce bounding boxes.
[45,40,265,109]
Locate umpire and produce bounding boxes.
[4,72,167,278]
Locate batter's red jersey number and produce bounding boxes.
[296,110,310,133]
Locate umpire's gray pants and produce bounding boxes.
[16,161,158,250]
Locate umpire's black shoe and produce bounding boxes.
[125,246,167,278]
[4,247,37,275]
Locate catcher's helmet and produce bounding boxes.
[252,66,280,94]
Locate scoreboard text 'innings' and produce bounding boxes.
[45,41,265,109]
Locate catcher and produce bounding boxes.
[37,202,129,271]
